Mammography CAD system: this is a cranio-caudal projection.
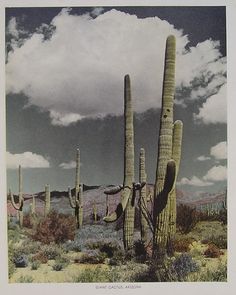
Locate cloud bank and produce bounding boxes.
[6,8,226,125]
[7,151,50,169]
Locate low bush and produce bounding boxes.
[177,204,198,234]
[79,249,106,264]
[172,253,199,281]
[31,251,48,264]
[133,240,147,262]
[16,275,34,283]
[63,240,82,252]
[33,211,76,244]
[31,260,40,270]
[202,234,227,249]
[23,214,33,228]
[52,256,70,271]
[13,254,28,268]
[204,243,222,258]
[41,243,63,260]
[173,238,195,252]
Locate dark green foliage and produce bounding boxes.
[63,240,82,252]
[202,234,227,249]
[33,210,76,244]
[52,256,70,271]
[133,240,147,262]
[177,204,198,234]
[31,260,40,270]
[172,253,199,281]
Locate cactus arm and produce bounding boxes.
[10,190,23,210]
[156,159,176,215]
[169,120,183,238]
[103,187,132,222]
[68,186,76,208]
[104,185,123,195]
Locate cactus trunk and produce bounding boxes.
[139,148,148,244]
[68,149,83,228]
[123,74,135,250]
[168,121,183,241]
[10,165,24,227]
[153,35,177,257]
[44,184,51,217]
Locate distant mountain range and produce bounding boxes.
[7,184,226,220]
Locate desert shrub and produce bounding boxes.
[31,251,48,264]
[75,266,109,282]
[204,243,222,258]
[172,253,199,281]
[13,254,28,268]
[177,204,198,234]
[218,209,227,225]
[189,241,205,257]
[33,211,76,244]
[173,238,195,252]
[31,260,40,270]
[133,240,147,262]
[63,240,82,252]
[133,259,177,282]
[23,214,33,228]
[8,225,21,244]
[8,244,16,278]
[16,275,34,283]
[202,234,227,249]
[79,249,106,264]
[18,239,41,256]
[52,256,69,271]
[41,243,63,260]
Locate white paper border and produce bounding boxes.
[1,0,235,294]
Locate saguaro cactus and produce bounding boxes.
[44,184,51,216]
[10,165,24,227]
[153,35,183,257]
[68,149,83,228]
[139,148,148,244]
[30,196,36,215]
[104,75,137,249]
[93,201,97,222]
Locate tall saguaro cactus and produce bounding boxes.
[139,148,148,244]
[153,35,183,257]
[44,184,51,217]
[10,165,24,227]
[103,75,137,250]
[68,149,83,228]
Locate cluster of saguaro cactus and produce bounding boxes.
[10,165,24,227]
[104,35,183,256]
[68,148,83,228]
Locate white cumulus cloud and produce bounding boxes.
[178,176,213,187]
[210,141,227,160]
[203,165,227,182]
[59,161,76,169]
[7,151,50,169]
[194,83,226,124]
[6,8,226,126]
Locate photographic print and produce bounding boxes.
[1,0,234,290]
